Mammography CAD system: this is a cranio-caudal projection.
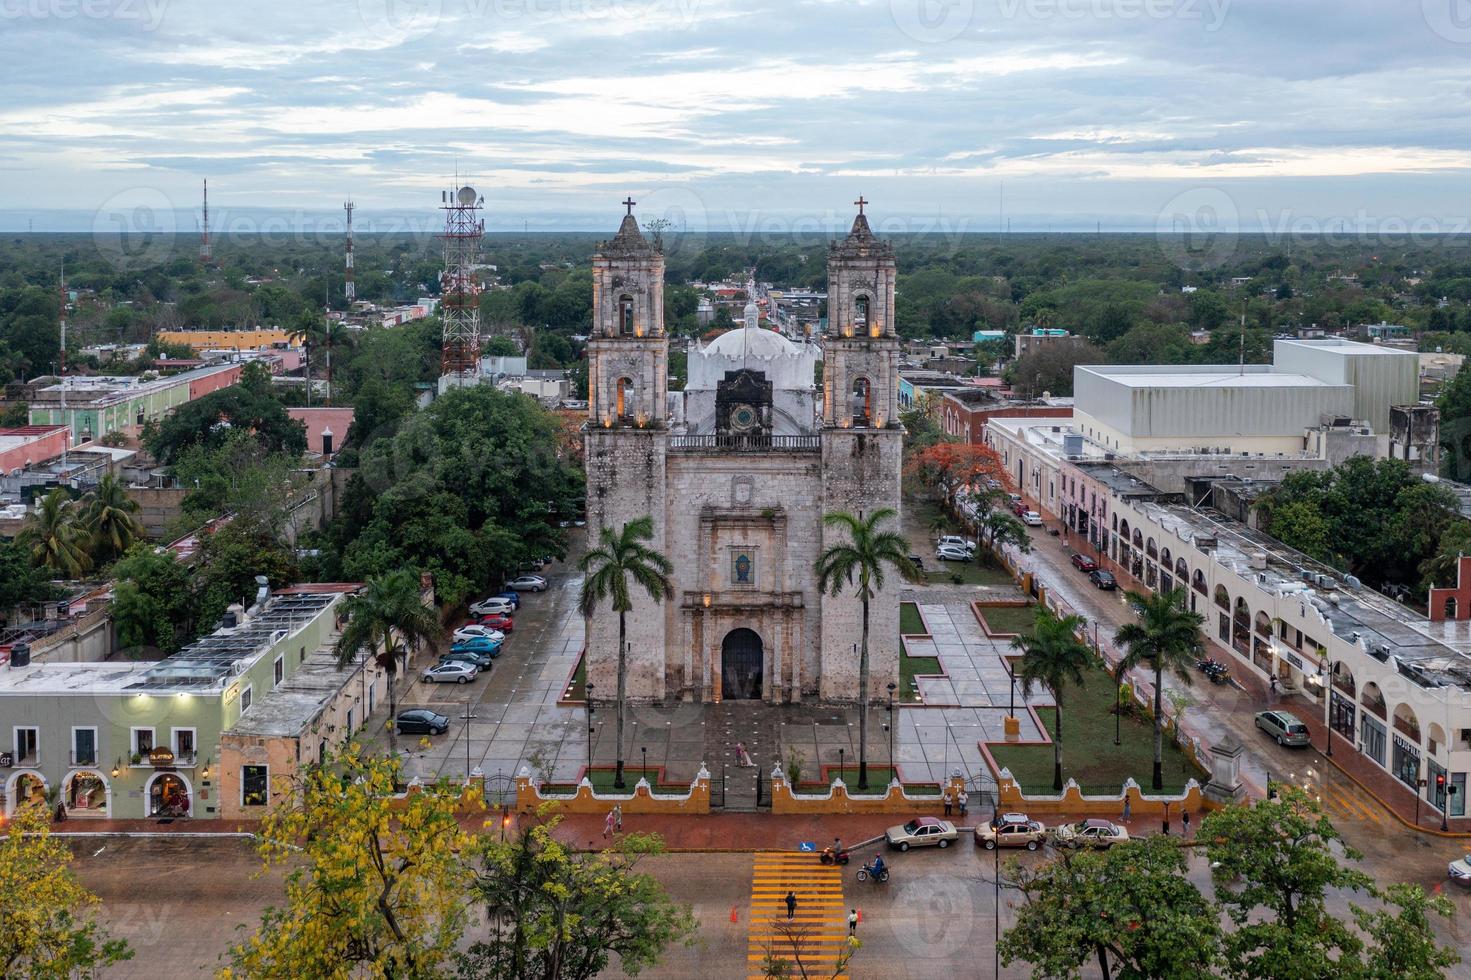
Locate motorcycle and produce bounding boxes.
[855,862,890,883]
[819,846,851,866]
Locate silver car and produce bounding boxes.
[422,661,477,684]
[1255,710,1311,747]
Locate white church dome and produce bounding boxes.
[704,324,800,360]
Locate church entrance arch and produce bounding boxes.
[721,628,764,700]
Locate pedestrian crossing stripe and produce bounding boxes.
[747,855,851,980]
[1309,782,1385,826]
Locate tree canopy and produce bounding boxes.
[143,382,307,464]
[320,384,582,606]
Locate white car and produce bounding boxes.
[453,625,505,644]
[1449,854,1471,886]
[506,575,548,592]
[937,536,978,552]
[936,545,973,562]
[469,596,515,616]
[1020,511,1043,526]
[422,661,477,684]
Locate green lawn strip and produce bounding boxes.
[988,661,1206,796]
[933,560,1017,588]
[544,768,685,795]
[563,652,587,701]
[900,638,941,703]
[799,767,942,797]
[977,603,1038,636]
[900,602,926,635]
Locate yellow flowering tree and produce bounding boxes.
[0,803,133,977]
[221,745,479,979]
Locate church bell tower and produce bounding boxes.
[818,199,904,702]
[583,200,671,699]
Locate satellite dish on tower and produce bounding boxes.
[457,186,478,206]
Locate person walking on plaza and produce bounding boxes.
[957,789,969,818]
[785,891,798,920]
[942,788,954,817]
[848,908,859,937]
[603,809,616,839]
[613,804,623,832]
[1122,796,1132,823]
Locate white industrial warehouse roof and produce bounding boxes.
[1084,369,1333,389]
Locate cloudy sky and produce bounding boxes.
[3,0,1470,233]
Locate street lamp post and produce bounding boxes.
[641,745,648,783]
[887,681,897,777]
[1319,660,1337,758]
[585,682,596,775]
[1008,659,1016,718]
[839,747,846,783]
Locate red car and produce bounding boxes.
[1011,501,1028,517]
[1071,553,1099,573]
[479,613,514,633]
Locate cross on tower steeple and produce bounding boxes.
[622,197,636,215]
[853,196,867,215]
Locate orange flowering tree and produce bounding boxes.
[904,442,1007,505]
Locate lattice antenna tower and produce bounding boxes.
[200,179,212,266]
[438,184,485,385]
[58,255,67,375]
[344,199,356,303]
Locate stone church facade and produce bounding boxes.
[584,205,903,704]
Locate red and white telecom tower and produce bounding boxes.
[344,199,356,303]
[438,184,484,390]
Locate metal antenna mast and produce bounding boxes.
[58,256,66,376]
[438,183,485,389]
[200,179,212,266]
[344,199,356,303]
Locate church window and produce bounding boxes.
[854,295,870,329]
[619,295,635,336]
[851,377,872,425]
[616,377,632,418]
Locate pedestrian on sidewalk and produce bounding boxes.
[785,891,798,920]
[1122,796,1132,823]
[613,804,623,832]
[1182,809,1191,837]
[1269,674,1278,698]
[603,809,615,839]
[848,909,858,937]
[942,788,954,817]
[958,789,969,817]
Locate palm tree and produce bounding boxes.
[320,320,351,405]
[579,516,673,789]
[82,473,144,564]
[333,569,439,755]
[287,312,329,406]
[1113,588,1205,790]
[814,508,918,791]
[19,488,91,579]
[1011,609,1092,791]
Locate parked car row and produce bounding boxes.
[881,813,1131,853]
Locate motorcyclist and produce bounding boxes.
[870,853,886,877]
[821,837,843,861]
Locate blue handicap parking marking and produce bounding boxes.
[798,841,816,852]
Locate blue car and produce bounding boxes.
[451,636,502,658]
[495,590,521,608]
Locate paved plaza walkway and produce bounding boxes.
[357,507,1077,802]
